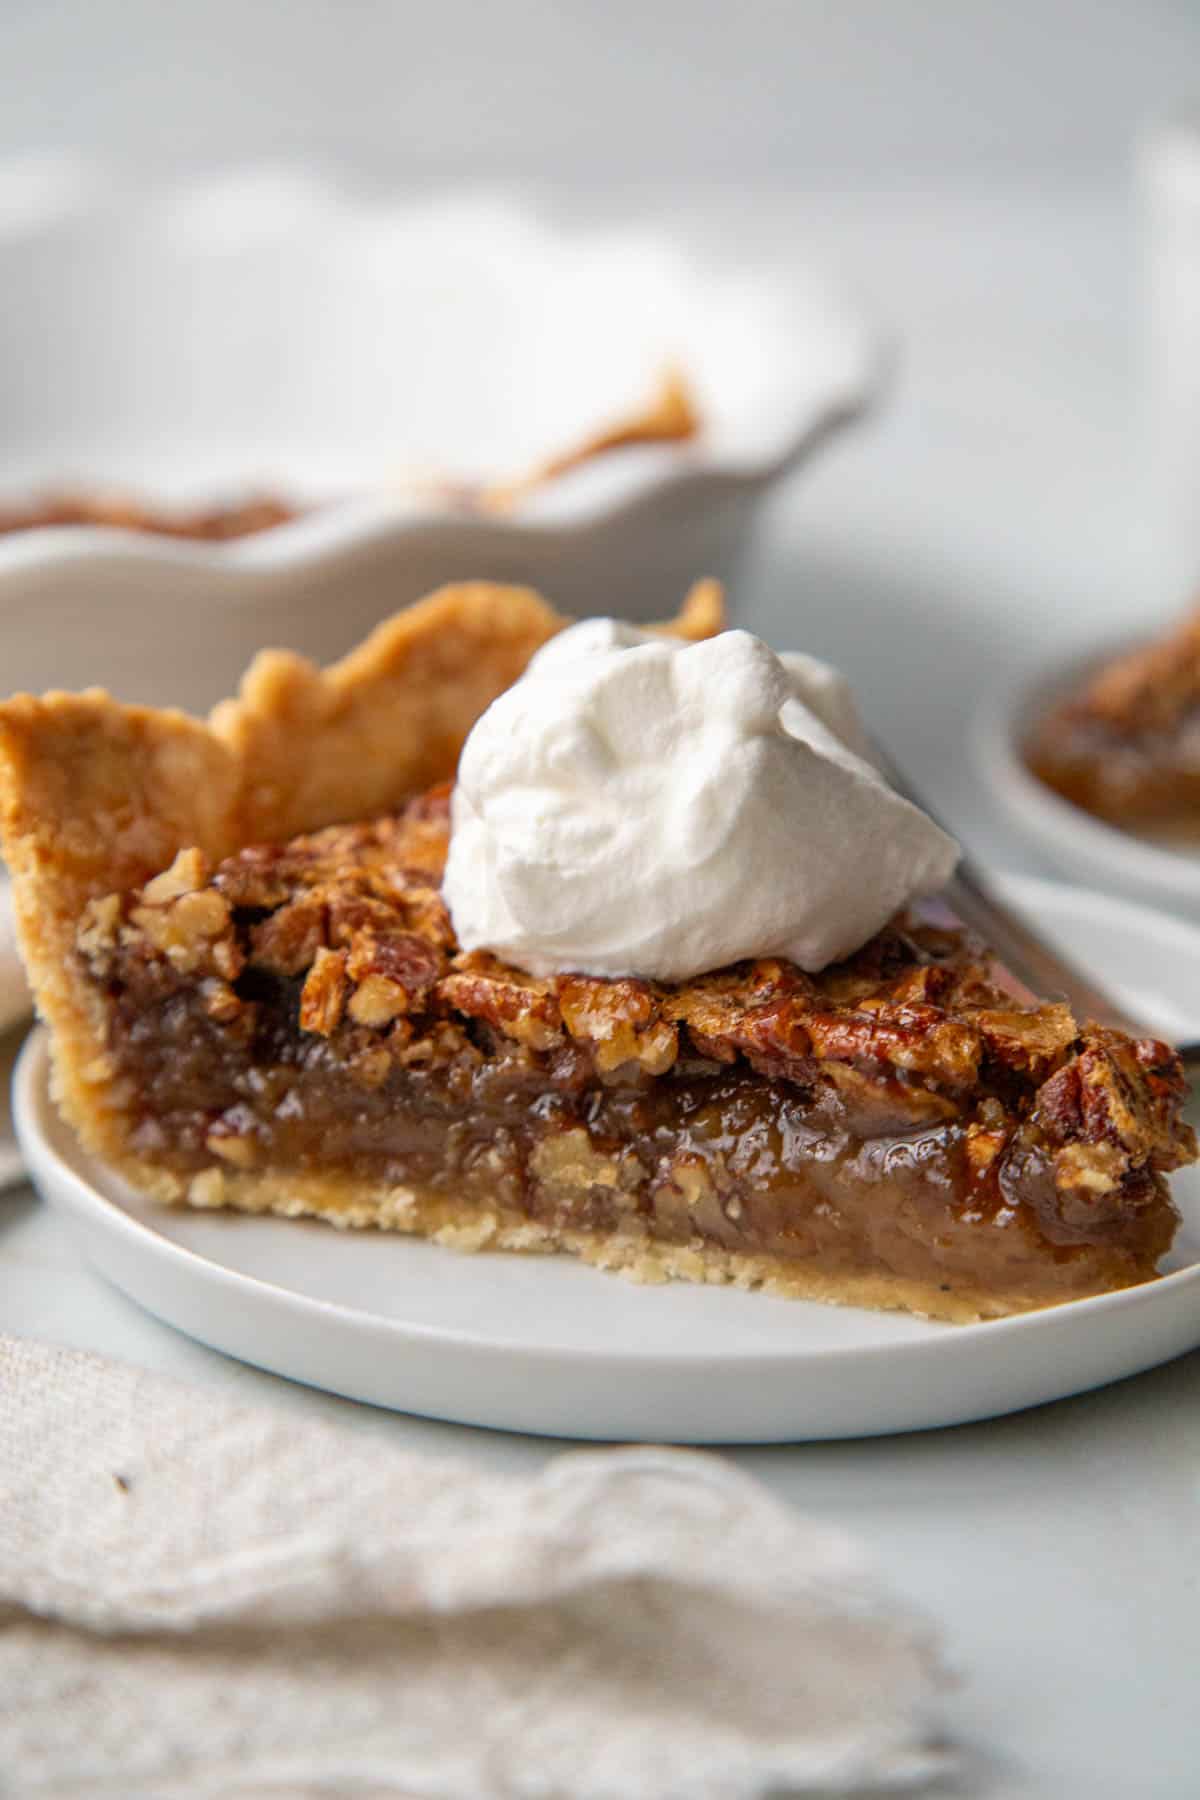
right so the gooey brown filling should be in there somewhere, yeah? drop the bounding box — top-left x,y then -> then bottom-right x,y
105,952 -> 1178,1307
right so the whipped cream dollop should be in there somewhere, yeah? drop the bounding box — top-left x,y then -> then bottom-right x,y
443,619 -> 958,982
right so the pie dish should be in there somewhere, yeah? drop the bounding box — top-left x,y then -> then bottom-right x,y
0,171 -> 882,715
1,582 -> 1193,1324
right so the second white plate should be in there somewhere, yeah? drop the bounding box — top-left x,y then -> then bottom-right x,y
15,875 -> 1200,1443
975,643 -> 1200,919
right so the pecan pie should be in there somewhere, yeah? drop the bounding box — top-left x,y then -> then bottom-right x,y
1027,604 -> 1200,832
0,370 -> 700,540
0,582 -> 1192,1322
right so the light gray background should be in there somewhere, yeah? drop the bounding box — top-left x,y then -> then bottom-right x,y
4,6 -> 1200,1795
1,0 -> 1197,183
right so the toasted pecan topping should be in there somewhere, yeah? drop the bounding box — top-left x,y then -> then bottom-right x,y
78,782 -> 1198,1184
976,1003 -> 1077,1079
805,1004 -> 981,1091
128,886 -> 239,980
299,947 -> 349,1036
440,952 -> 563,1052
558,975 -> 679,1075
252,898 -> 328,977
141,847 -> 211,906
1033,1028 -> 1192,1175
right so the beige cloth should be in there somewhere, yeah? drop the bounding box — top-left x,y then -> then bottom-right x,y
0,1335 -> 950,1798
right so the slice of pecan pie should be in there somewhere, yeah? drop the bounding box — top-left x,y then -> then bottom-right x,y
0,582 -> 1193,1321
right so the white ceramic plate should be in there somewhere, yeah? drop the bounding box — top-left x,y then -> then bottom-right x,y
0,159 -> 883,715
14,874 -> 1200,1444
976,641 -> 1200,917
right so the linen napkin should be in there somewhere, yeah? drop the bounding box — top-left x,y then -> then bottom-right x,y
0,1334 -> 951,1798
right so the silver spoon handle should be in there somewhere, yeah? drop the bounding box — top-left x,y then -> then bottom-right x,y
871,740 -> 1200,1069
942,864 -> 1144,1033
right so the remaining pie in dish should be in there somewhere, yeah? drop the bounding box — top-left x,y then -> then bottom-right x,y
0,582 -> 1193,1322
0,371 -> 700,541
479,367 -> 699,511
1026,604 -> 1200,833
0,491 -> 300,541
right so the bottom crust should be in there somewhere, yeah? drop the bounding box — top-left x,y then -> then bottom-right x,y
141,1161 -> 1160,1326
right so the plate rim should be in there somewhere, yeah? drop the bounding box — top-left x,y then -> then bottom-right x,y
14,870 -> 1200,1378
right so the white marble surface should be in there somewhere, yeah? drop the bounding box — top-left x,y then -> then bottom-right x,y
6,176 -> 1200,1795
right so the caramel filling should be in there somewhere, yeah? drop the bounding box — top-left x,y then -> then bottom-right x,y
107,959 -> 1177,1308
